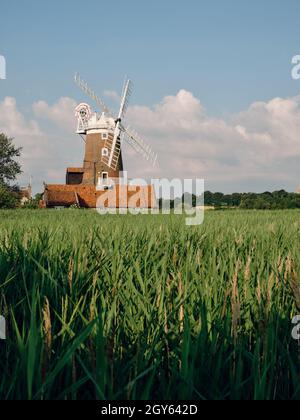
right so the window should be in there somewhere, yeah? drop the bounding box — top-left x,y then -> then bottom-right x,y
102,148 -> 109,157
102,133 -> 108,140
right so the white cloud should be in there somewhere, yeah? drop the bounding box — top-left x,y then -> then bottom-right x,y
0,97 -> 48,187
125,91 -> 300,191
33,97 -> 77,133
0,97 -> 41,137
1,91 -> 300,194
103,90 -> 121,103
0,97 -> 83,192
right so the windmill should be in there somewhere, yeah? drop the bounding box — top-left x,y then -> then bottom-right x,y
74,73 -> 157,187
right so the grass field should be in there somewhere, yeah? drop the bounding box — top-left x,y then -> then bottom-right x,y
0,209 -> 299,400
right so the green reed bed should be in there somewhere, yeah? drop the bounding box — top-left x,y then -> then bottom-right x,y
0,209 -> 299,400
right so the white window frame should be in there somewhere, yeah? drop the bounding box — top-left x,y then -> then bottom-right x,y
102,132 -> 108,140
102,147 -> 109,157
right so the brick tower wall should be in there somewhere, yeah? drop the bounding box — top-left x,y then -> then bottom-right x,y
82,132 -> 123,185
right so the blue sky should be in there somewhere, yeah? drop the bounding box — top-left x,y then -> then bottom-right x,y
1,0 -> 300,114
1,0 -> 300,193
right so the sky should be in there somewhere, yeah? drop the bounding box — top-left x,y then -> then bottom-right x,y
1,0 -> 300,194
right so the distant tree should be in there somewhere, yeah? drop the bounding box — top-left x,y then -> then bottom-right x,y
273,190 -> 289,200
0,133 -> 22,209
204,191 -> 214,206
213,192 -> 224,205
22,193 -> 43,209
0,184 -> 20,209
204,191 -> 226,207
181,193 -> 197,207
0,133 -> 22,185
231,193 -> 243,206
254,198 -> 271,210
240,198 -> 254,209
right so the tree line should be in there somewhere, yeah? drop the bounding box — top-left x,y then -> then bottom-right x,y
159,190 -> 300,210
204,190 -> 300,210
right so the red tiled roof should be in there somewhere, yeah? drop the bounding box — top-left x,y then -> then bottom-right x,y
44,184 -> 157,208
67,168 -> 84,173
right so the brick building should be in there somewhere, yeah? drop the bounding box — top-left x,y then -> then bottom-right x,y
42,110 -> 156,209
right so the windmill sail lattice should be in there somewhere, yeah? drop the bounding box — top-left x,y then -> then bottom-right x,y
74,73 -> 113,118
123,126 -> 158,167
101,136 -> 122,171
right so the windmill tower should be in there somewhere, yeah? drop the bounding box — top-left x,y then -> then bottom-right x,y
42,75 -> 158,209
74,74 -> 157,188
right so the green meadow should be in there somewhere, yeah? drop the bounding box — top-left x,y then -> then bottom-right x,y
0,209 -> 299,400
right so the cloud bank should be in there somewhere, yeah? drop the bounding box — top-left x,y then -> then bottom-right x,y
0,91 -> 300,193
0,97 -> 83,191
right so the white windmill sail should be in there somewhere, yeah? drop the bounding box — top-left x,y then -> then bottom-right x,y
74,73 -> 114,118
102,79 -> 133,170
101,133 -> 122,171
119,78 -> 133,119
121,125 -> 158,167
